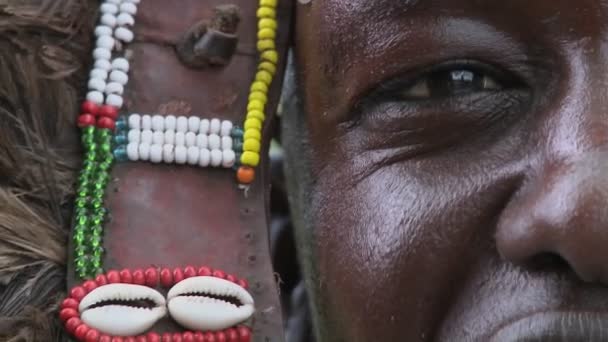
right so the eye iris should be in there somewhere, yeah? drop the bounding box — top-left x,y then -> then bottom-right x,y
401,68 -> 502,100
429,70 -> 484,97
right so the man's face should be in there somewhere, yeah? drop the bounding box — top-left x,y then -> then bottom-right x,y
287,0 -> 608,340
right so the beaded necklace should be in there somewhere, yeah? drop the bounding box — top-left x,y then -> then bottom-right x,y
236,0 -> 279,186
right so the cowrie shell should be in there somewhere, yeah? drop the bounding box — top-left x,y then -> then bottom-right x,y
167,276 -> 255,331
79,284 -> 166,336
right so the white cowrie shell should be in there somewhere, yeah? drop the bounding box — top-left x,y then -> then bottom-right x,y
79,284 -> 166,337
167,276 -> 254,331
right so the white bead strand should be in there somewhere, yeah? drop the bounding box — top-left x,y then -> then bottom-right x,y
175,146 -> 188,164
115,27 -> 134,43
150,144 -> 163,163
117,13 -> 135,26
141,115 -> 152,130
208,134 -> 221,150
95,25 -> 113,37
188,117 -> 200,133
176,116 -> 189,133
187,147 -> 200,165
210,149 -> 223,167
111,58 -> 130,72
185,132 -> 197,147
221,136 -> 233,151
210,119 -> 221,135
120,2 -> 138,15
128,114 -> 141,129
222,150 -> 236,168
199,119 -> 210,134
220,120 -> 233,137
199,149 -> 211,167
163,144 -> 175,163
100,3 -> 119,15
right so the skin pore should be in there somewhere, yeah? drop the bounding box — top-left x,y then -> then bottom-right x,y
283,0 -> 608,341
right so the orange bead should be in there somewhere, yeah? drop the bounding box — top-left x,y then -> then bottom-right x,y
237,166 -> 255,184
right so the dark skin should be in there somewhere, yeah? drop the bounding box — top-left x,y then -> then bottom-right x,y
282,0 -> 608,340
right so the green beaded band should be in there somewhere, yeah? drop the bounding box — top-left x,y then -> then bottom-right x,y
72,127 -> 114,279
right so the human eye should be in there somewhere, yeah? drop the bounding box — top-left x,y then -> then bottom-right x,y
353,60 -> 532,153
400,67 -> 502,100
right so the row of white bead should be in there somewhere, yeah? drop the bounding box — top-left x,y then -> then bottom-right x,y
128,114 -> 233,136
86,0 -> 139,107
128,130 -> 235,151
126,143 -> 236,168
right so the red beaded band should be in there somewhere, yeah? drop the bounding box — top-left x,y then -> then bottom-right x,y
61,266 -> 251,342
78,100 -> 120,129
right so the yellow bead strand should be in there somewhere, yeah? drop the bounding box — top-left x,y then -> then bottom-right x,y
238,0 -> 280,182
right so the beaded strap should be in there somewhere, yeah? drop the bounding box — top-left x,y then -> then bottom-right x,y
113,114 -> 241,168
73,0 -> 140,280
237,0 -> 279,186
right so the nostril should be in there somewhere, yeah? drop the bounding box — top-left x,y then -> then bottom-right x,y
527,252 -> 572,273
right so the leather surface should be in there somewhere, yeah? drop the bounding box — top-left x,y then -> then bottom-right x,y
67,1 -> 292,340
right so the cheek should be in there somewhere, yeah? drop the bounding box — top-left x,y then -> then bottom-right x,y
308,161 -> 516,339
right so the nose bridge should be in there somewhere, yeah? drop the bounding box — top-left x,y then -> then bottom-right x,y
545,45 -> 608,159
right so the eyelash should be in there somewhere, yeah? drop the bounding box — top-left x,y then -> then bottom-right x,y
347,60 -> 532,152
354,60 -> 530,119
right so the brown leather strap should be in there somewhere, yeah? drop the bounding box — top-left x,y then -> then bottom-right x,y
67,0 -> 292,340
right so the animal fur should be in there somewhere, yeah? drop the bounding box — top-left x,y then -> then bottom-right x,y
0,0 -> 96,340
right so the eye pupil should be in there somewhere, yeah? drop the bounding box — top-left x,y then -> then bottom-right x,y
429,69 -> 486,97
